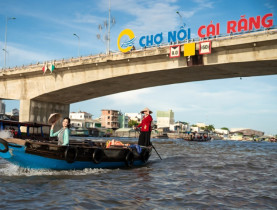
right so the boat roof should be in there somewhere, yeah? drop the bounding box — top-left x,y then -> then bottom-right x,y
0,120 -> 50,127
195,131 -> 209,134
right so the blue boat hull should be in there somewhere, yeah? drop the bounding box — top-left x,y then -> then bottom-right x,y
0,141 -> 150,170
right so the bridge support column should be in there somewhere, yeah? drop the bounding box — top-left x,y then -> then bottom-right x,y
19,99 -> 70,124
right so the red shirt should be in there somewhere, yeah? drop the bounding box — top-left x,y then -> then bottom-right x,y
137,115 -> 153,132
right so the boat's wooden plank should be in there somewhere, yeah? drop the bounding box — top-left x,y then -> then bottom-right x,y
3,138 -> 26,146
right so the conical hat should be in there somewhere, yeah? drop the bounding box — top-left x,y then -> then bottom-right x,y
48,113 -> 62,124
140,107 -> 153,114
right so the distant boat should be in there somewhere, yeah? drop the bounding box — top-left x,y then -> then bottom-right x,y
167,132 -> 186,139
184,131 -> 212,142
0,120 -> 152,170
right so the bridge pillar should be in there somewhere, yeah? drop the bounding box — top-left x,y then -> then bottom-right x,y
19,99 -> 70,125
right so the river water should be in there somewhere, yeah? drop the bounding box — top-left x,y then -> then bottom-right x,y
0,138 -> 276,209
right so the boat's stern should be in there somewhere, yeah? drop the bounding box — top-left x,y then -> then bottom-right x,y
0,138 -> 26,160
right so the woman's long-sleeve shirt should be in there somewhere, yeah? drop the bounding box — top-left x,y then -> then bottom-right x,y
50,128 -> 70,146
137,115 -> 153,132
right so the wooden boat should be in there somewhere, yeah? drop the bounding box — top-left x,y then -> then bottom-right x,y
0,120 -> 152,170
184,131 -> 212,142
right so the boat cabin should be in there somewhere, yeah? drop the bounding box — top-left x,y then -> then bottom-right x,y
0,120 -> 50,140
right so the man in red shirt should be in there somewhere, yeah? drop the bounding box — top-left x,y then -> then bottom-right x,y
137,107 -> 153,146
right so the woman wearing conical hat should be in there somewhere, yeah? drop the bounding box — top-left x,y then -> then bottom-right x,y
48,114 -> 71,146
137,107 -> 153,146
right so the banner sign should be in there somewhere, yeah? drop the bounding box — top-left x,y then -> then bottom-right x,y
199,41 -> 211,54
198,13 -> 273,38
169,45 -> 180,58
184,43 -> 195,57
117,13 -> 273,53
118,28 -> 191,53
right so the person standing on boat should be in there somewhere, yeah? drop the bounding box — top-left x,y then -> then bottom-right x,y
137,108 -> 153,146
50,117 -> 71,146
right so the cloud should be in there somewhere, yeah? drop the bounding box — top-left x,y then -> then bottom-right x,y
265,2 -> 275,11
193,0 -> 214,8
74,13 -> 104,24
0,41 -> 52,68
100,0 -> 181,34
109,88 -> 153,106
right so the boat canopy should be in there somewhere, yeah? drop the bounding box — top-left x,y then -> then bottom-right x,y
0,120 -> 50,138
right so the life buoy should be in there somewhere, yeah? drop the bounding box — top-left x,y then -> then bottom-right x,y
0,138 -> 9,153
141,149 -> 150,163
92,148 -> 104,164
65,146 -> 78,163
125,150 -> 134,167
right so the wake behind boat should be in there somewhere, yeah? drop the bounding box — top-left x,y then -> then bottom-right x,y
0,120 -> 152,170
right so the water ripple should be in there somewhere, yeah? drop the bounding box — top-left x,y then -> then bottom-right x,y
0,139 -> 277,209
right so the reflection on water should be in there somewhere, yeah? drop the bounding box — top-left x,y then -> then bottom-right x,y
0,139 -> 276,209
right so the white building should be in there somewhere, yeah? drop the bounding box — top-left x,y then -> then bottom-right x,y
214,128 -> 229,139
70,111 -> 92,120
169,121 -> 190,132
190,126 -> 200,133
214,128 -> 229,135
70,111 -> 94,128
196,122 -> 206,128
157,110 -> 174,129
125,113 -> 143,123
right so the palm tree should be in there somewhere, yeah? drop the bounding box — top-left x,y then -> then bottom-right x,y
205,125 -> 215,132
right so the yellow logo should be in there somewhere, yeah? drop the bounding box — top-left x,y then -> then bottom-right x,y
117,29 -> 136,53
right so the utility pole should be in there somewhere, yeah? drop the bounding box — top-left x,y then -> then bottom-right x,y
4,17 -> 16,68
97,0 -> 115,55
107,0 -> 111,54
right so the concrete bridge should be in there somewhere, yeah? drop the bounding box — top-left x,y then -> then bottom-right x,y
1,29 -> 277,124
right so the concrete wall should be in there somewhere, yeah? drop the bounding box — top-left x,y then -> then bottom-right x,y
20,99 -> 69,124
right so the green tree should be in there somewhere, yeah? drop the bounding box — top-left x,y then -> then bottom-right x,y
221,127 -> 229,131
205,125 -> 215,132
128,120 -> 139,128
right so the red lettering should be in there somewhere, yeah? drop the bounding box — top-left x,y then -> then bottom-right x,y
216,23 -> 220,35
207,23 -> 216,37
249,16 -> 261,30
238,15 -> 248,32
261,13 -> 273,28
198,25 -> 206,38
227,20 -> 236,33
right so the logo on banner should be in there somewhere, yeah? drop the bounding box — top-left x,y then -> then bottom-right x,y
117,29 -> 136,53
199,41 -> 211,54
169,45 -> 180,58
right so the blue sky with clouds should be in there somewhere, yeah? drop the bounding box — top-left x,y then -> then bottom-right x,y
1,0 -> 277,135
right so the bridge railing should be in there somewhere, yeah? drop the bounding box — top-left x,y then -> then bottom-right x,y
1,26 -> 277,73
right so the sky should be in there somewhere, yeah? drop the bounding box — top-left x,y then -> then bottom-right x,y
0,0 -> 277,135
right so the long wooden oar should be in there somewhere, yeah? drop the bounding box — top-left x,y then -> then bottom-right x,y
151,143 -> 162,160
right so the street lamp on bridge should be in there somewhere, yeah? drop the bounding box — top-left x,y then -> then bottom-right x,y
176,11 -> 186,29
73,33 -> 80,57
4,17 -> 16,68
